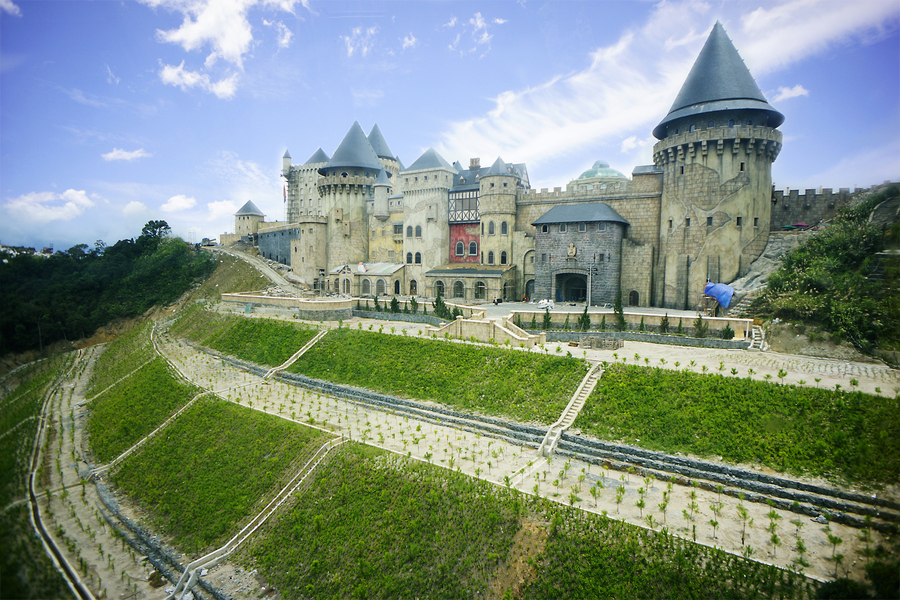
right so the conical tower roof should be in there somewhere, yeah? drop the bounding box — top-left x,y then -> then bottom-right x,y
283,150 -> 291,159
373,168 -> 392,187
235,200 -> 265,217
303,148 -> 330,165
404,148 -> 455,172
485,156 -> 510,176
323,121 -> 383,172
653,22 -> 783,139
367,123 -> 395,160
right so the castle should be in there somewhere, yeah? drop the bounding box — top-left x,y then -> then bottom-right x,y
226,23 -> 842,310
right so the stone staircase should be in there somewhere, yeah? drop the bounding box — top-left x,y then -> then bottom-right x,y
263,330 -> 327,379
728,291 -> 761,318
537,364 -> 602,458
748,324 -> 767,352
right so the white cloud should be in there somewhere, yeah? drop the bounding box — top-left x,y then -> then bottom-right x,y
351,88 -> 384,107
102,148 -> 152,161
341,26 -> 379,58
4,189 -> 95,223
772,84 -> 809,102
106,65 -> 120,85
435,1 -> 899,175
206,199 -> 238,221
470,12 -> 491,45
161,194 -> 197,212
493,18 -> 507,25
263,19 -> 293,48
0,0 -> 21,16
448,11 -> 506,56
401,33 -> 417,50
65,88 -> 108,108
123,201 -> 148,216
159,61 -> 239,99
149,0 -> 255,68
444,16 -> 457,28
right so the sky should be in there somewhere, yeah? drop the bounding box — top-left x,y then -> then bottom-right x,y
1,0 -> 898,250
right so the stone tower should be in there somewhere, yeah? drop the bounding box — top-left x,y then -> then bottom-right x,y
234,200 -> 265,236
652,22 -> 783,309
479,157 -> 518,269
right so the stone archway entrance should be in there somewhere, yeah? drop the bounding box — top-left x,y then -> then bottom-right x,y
525,279 -> 534,301
555,273 -> 587,302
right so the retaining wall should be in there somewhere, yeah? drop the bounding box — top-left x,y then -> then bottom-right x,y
542,330 -> 750,350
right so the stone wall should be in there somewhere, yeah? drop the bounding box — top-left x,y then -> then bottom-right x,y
509,310 -> 751,340
770,187 -> 853,230
426,316 -> 545,348
545,330 -> 750,350
221,294 -> 353,321
258,224 -> 301,265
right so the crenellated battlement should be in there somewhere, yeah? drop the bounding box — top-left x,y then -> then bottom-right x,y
769,186 -> 857,229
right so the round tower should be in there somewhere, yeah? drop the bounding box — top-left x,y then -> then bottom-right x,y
234,200 -> 265,237
652,22 -> 783,310
479,157 -> 518,270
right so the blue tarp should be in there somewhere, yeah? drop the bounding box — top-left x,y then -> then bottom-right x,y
704,282 -> 734,309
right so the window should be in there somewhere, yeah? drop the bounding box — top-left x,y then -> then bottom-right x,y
455,241 -> 464,256
629,290 -> 640,306
541,225 -> 548,233
707,216 -> 713,227
541,253 -> 546,263
680,166 -> 684,174
415,225 -> 422,238
754,217 -> 759,227
376,279 -> 385,295
668,220 -> 673,229
707,120 -> 714,128
503,182 -> 507,187
435,280 -> 445,298
488,221 -> 495,235
559,223 -> 567,233
530,255 -> 535,264
410,280 -> 417,295
362,279 -> 371,295
500,251 -> 507,265
372,230 -> 376,239
685,218 -> 691,227
488,251 -> 494,265
414,252 -> 421,264
394,224 -> 403,235
394,280 -> 401,294
469,241 -> 478,256
736,217 -> 743,227
406,252 -> 413,264
474,281 -> 486,299
728,119 -> 735,127
501,221 -> 508,235
740,162 -> 745,172
453,281 -> 465,298
579,222 -> 586,232
407,226 -> 413,237
689,124 -> 696,132
343,279 -> 350,295
599,253 -> 604,262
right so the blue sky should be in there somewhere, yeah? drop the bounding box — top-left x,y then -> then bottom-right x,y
1,0 -> 898,249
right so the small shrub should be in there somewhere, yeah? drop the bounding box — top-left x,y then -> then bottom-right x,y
659,313 -> 669,334
693,315 -> 708,338
721,323 -> 734,340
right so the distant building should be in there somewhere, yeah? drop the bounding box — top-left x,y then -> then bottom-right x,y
237,23 -> 798,309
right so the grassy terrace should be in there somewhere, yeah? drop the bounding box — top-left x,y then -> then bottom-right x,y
576,364 -> 900,483
288,328 -> 588,424
86,320 -> 154,397
112,397 -> 327,554
87,357 -> 199,463
243,446 -> 819,600
171,305 -> 319,367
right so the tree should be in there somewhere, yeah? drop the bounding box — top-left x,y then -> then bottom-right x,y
141,220 -> 171,239
577,305 -> 591,331
542,308 -> 552,330
614,288 -> 626,331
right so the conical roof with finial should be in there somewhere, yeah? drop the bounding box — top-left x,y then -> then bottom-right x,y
653,22 -> 783,139
235,200 -> 265,217
322,121 -> 383,172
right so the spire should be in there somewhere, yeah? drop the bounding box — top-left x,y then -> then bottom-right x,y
403,148 -> 455,172
373,168 -> 392,187
283,149 -> 291,159
303,148 -> 330,165
367,123 -> 395,160
235,200 -> 265,217
653,22 -> 783,139
323,121 -> 383,172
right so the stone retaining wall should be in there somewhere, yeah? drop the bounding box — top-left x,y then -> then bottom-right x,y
541,330 -> 750,350
352,310 -> 448,327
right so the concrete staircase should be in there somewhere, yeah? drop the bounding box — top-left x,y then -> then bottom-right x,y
748,324 -> 767,352
537,364 -> 602,458
263,330 -> 327,379
728,292 -> 760,318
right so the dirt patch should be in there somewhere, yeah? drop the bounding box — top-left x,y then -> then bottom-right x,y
488,518 -> 548,600
766,323 -> 878,363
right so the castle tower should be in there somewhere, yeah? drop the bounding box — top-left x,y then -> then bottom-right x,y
479,157 -> 518,270
234,200 -> 265,237
367,123 -> 401,180
284,148 -> 329,223
317,122 -> 383,271
652,22 -> 783,309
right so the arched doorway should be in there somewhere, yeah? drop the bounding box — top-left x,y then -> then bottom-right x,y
453,280 -> 465,298
362,279 -> 371,295
555,273 -> 587,302
409,280 -> 417,295
503,281 -> 515,301
394,280 -> 401,295
525,279 -> 534,301
343,278 -> 350,295
629,290 -> 639,306
434,280 -> 445,298
474,281 -> 486,300
376,279 -> 385,296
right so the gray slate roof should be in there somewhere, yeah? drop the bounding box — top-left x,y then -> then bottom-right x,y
632,165 -> 663,175
374,169 -> 392,187
404,148 -> 456,172
532,202 -> 629,226
653,22 -> 784,139
283,150 -> 291,159
235,200 -> 265,217
323,121 -> 383,172
367,124 -> 395,160
304,148 -> 330,165
425,265 -> 511,277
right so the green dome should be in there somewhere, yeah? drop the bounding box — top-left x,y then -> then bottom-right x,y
576,160 -> 627,180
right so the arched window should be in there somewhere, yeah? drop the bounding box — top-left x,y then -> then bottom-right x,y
455,241 -> 464,256
415,225 -> 422,237
488,221 -> 495,235
501,221 -> 508,235
488,251 -> 494,265
376,279 -> 385,295
541,225 -> 548,233
414,252 -> 421,264
474,281 -> 486,299
728,119 -> 735,127
469,241 -> 478,256
362,279 -> 371,295
406,252 -> 413,264
453,280 -> 465,298
500,251 -> 507,265
394,280 -> 401,294
334,279 -> 339,291
435,280 -> 445,298
689,124 -> 696,132
406,226 -> 413,237
629,290 -> 639,306
343,279 -> 350,294
707,120 -> 714,128
409,280 -> 417,295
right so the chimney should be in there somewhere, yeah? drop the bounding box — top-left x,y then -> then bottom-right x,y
469,158 -> 480,170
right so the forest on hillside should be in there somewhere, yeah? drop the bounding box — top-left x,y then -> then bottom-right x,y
0,220 -> 215,356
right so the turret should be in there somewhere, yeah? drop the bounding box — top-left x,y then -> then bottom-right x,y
282,150 -> 292,178
373,168 -> 391,220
